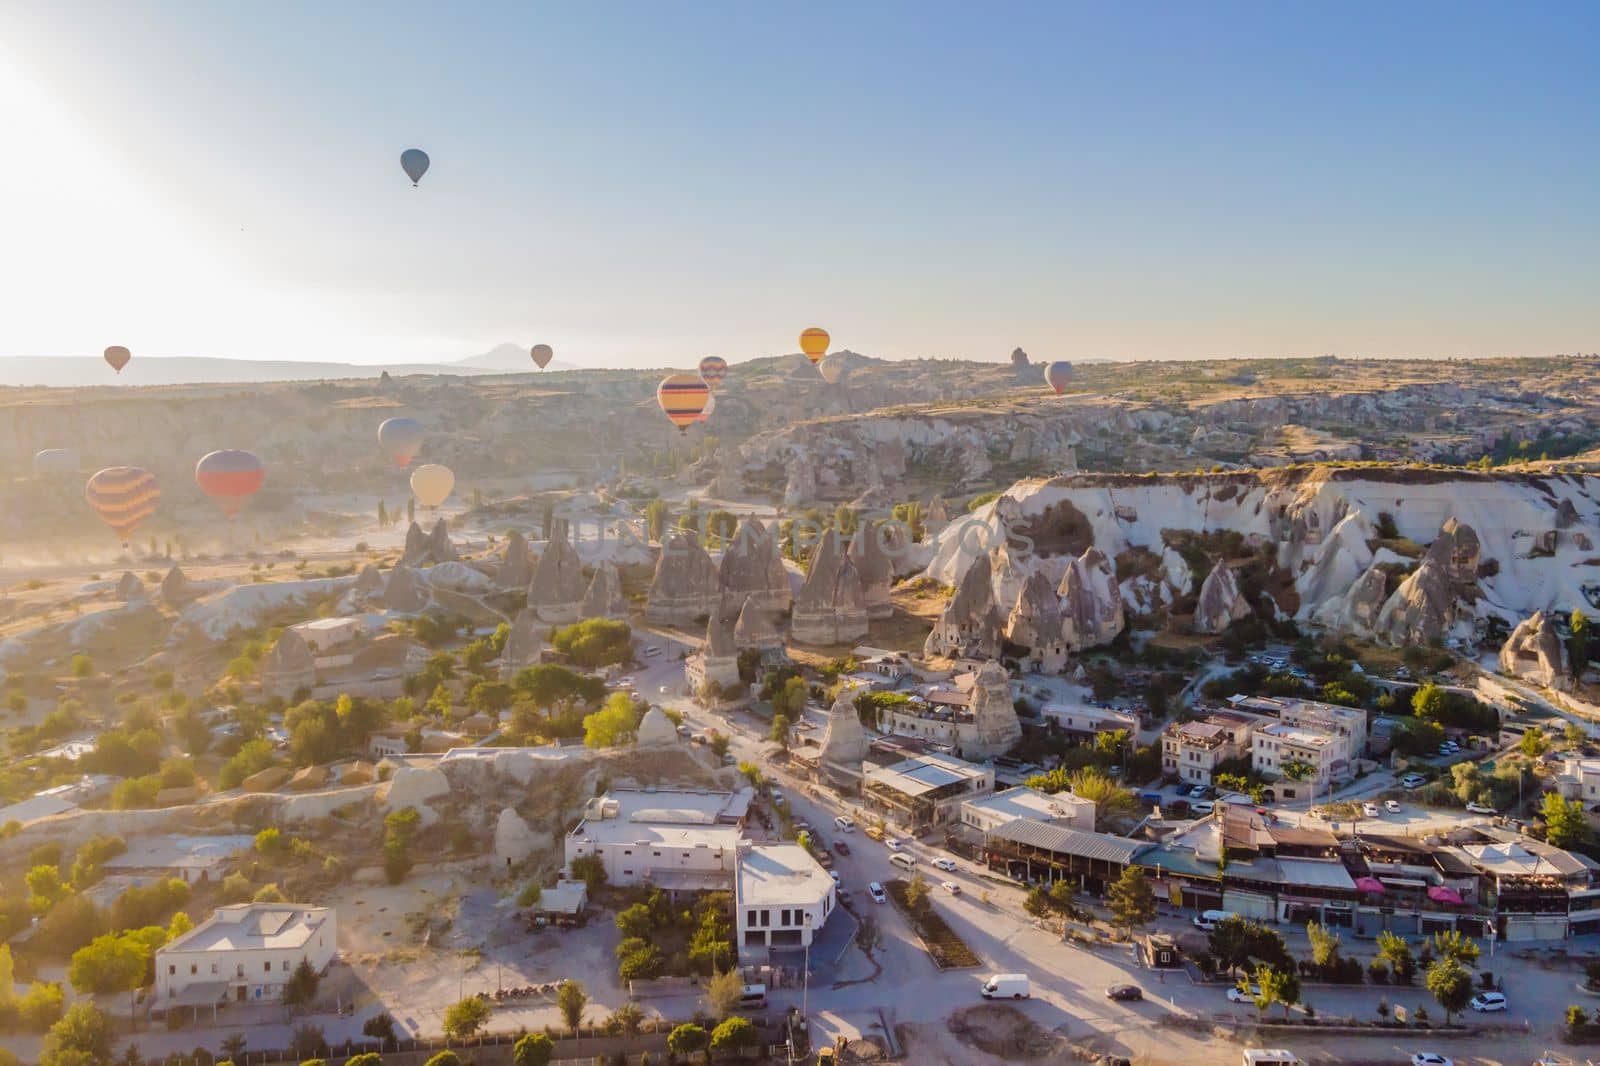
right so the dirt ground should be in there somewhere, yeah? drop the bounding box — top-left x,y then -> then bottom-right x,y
945,1004 -> 1079,1060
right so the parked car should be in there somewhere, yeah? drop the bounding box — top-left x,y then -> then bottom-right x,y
771,791 -> 785,806
834,841 -> 851,856
829,870 -> 841,884
1466,801 -> 1497,815
1106,984 -> 1143,1001
1188,784 -> 1210,799
1469,992 -> 1507,1012
1363,803 -> 1379,817
1401,772 -> 1426,789
1385,799 -> 1402,813
868,882 -> 887,904
618,676 -> 636,686
941,880 -> 961,895
1192,800 -> 1216,815
1410,1055 -> 1453,1066
934,857 -> 957,872
981,973 -> 1030,1000
885,838 -> 903,851
1227,985 -> 1261,1003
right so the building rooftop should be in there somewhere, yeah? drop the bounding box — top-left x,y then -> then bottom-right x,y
964,785 -> 1091,822
865,753 -> 989,798
161,904 -> 331,955
987,819 -> 1150,865
736,843 -> 834,909
1256,723 -> 1335,749
579,787 -> 754,827
104,834 -> 253,873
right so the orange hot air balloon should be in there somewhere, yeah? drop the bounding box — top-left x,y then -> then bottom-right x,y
195,450 -> 265,518
656,373 -> 710,433
86,466 -> 160,544
104,346 -> 131,373
799,328 -> 830,365
531,344 -> 554,369
698,356 -> 728,389
693,392 -> 716,424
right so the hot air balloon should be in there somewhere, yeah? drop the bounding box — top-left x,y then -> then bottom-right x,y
799,327 -> 830,366
378,417 -> 424,468
1044,361 -> 1075,395
104,346 -> 131,373
400,148 -> 430,186
698,356 -> 728,389
86,467 -> 160,544
410,463 -> 454,509
195,450 -> 265,518
656,373 -> 710,432
818,353 -> 849,385
693,392 -> 716,424
32,448 -> 79,478
531,344 -> 554,369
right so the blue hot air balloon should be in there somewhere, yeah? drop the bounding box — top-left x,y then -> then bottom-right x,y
378,417 -> 425,467
400,149 -> 430,187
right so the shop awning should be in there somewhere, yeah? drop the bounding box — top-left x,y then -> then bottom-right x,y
1354,876 -> 1386,894
1427,886 -> 1465,906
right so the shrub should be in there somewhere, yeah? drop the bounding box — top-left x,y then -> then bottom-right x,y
512,1033 -> 554,1066
1368,959 -> 1389,984
422,1054 -> 460,1066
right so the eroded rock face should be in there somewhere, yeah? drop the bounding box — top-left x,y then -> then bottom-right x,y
262,629 -> 316,698
925,496 -> 950,539
500,608 -> 544,680
924,551 -> 1001,659
1193,563 -> 1251,634
1312,564 -> 1389,635
355,564 -> 385,594
380,566 -> 428,612
115,572 -> 144,601
1006,569 -> 1066,672
384,766 -> 451,825
733,594 -> 785,652
637,705 -> 678,747
646,532 -> 720,626
426,518 -> 457,563
782,455 -> 817,508
494,808 -> 541,866
1500,610 -> 1570,690
160,566 -> 196,605
428,561 -> 492,593
1295,512 -> 1375,614
848,523 -> 895,620
719,518 -> 791,616
792,531 -> 870,645
528,522 -> 586,624
581,560 -> 628,620
1058,546 -> 1126,650
398,521 -> 429,566
968,660 -> 1022,757
819,689 -> 870,769
1433,517 -> 1482,584
498,530 -> 534,591
1372,517 -> 1482,646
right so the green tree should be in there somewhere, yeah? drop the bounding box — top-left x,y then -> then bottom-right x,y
1106,866 -> 1156,935
1565,721 -> 1589,751
441,996 -> 491,1042
283,957 -> 320,1009
704,967 -> 744,1020
383,807 -> 420,884
346,1055 -> 381,1066
362,1013 -> 399,1049
1429,928 -> 1481,969
1572,608 -> 1592,677
570,854 -> 607,893
771,676 -> 809,719
254,827 -> 286,854
618,944 -> 664,981
550,619 -> 634,670
643,499 -> 669,543
1543,791 -> 1589,849
583,693 -> 638,748
67,931 -> 153,1000
1280,758 -> 1315,807
1255,964 -> 1300,1021
1305,920 -> 1338,969
39,1003 -> 113,1066
666,1023 -> 707,1060
70,655 -> 93,679
421,1054 -> 456,1066
903,872 -> 930,912
1519,726 -> 1550,758
709,1016 -> 757,1057
557,979 -> 588,1037
512,1032 -> 553,1066
1424,956 -> 1473,1024
18,981 -> 66,1031
0,944 -> 14,1009
1412,682 -> 1448,720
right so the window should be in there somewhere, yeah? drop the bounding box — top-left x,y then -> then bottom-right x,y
264,962 -> 272,973
283,961 -> 291,971
747,909 -> 756,927
653,851 -> 661,857
211,964 -> 218,975
190,964 -> 197,975
168,965 -> 176,975
760,909 -> 769,927
623,849 -> 633,856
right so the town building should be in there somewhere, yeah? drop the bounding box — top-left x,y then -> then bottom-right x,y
862,752 -> 994,831
1037,700 -> 1140,739
155,904 -> 336,1012
1228,695 -> 1368,763
563,787 -> 753,891
1252,722 -> 1345,797
103,835 -> 253,885
735,843 -> 837,957
959,785 -> 1094,834
287,616 -> 366,653
1161,713 -> 1259,786
877,663 -> 1021,760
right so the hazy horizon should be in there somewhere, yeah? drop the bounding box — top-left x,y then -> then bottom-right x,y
3,3 -> 1596,370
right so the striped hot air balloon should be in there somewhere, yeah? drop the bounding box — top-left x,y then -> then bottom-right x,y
799,327 -> 830,365
378,417 -> 424,467
698,356 -> 728,389
693,392 -> 716,424
85,466 -> 160,544
32,449 -> 79,478
195,450 -> 265,518
657,373 -> 711,432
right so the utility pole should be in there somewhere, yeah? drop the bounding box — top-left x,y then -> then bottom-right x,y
803,912 -> 813,1021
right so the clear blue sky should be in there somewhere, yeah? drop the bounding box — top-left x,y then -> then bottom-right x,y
2,2 -> 1595,368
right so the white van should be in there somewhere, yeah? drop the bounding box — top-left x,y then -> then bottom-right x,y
1192,909 -> 1237,931
890,852 -> 917,871
1241,1051 -> 1300,1066
981,973 -> 1030,999
738,983 -> 767,1009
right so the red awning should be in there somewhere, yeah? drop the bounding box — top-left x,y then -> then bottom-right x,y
1355,876 -> 1386,894
1427,886 -> 1465,906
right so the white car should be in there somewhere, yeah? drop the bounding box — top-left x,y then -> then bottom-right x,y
1411,1055 -> 1453,1066
1466,801 -> 1496,815
1401,772 -> 1426,789
885,838 -> 903,851
829,870 -> 840,884
1226,985 -> 1260,1003
618,676 -> 636,686
933,858 -> 958,872
1363,803 -> 1379,817
642,647 -> 662,657
1385,799 -> 1402,813
868,882 -> 887,904
1188,784 -> 1210,799
1469,991 -> 1506,1012
941,880 -> 961,895
833,815 -> 856,832
1192,800 -> 1216,815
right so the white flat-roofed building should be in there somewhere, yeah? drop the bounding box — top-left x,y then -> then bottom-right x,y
1038,701 -> 1139,738
1252,723 -> 1343,796
735,843 -> 837,955
960,785 -> 1094,833
1228,695 -> 1367,761
863,752 -> 994,830
288,617 -> 366,653
155,903 -> 335,1009
102,834 -> 252,885
1162,712 -> 1260,786
563,787 -> 753,890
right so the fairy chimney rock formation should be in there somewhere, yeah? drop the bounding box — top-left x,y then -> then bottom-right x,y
967,660 -> 1023,758
355,564 -> 386,595
847,523 -> 895,620
380,566 -> 428,613
499,608 -> 545,680
1372,517 -> 1482,647
819,689 -> 871,770
115,571 -> 145,601
425,518 -> 457,563
791,531 -> 870,646
1193,563 -> 1251,634
1007,570 -> 1067,672
733,594 -> 785,653
527,522 -> 586,624
718,518 -> 792,616
1058,547 -> 1126,650
497,530 -> 534,591
646,532 -> 720,625
925,496 -> 951,539
581,560 -> 628,620
1499,610 -> 1571,690
1312,564 -> 1389,636
924,551 -> 1002,659
262,629 -> 316,698
398,521 -> 430,566
636,705 -> 679,747
689,612 -> 743,695
160,565 -> 196,605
